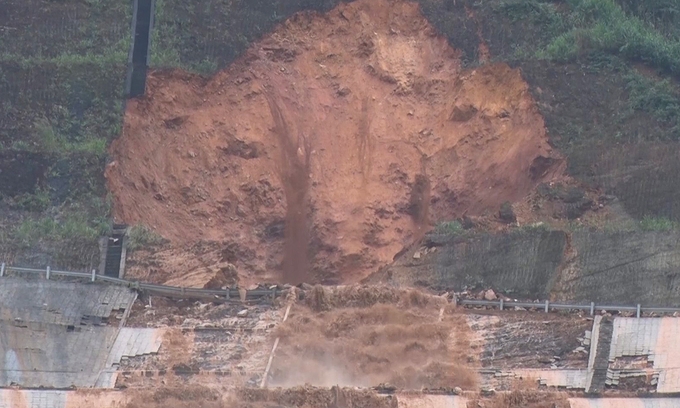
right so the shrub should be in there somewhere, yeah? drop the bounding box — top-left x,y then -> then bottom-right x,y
11,188 -> 52,212
639,215 -> 678,231
541,0 -> 680,77
435,220 -> 464,235
32,117 -> 109,157
626,73 -> 680,123
499,201 -> 517,223
127,224 -> 166,250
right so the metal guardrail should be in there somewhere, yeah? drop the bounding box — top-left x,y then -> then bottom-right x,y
3,262 -> 680,315
457,298 -> 680,317
0,263 -> 283,302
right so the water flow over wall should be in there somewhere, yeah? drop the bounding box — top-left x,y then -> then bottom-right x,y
265,93 -> 312,284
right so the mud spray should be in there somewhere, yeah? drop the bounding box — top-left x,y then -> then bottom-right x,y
269,287 -> 478,389
266,93 -> 312,285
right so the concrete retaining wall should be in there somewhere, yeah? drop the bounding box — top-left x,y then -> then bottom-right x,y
381,229 -> 680,306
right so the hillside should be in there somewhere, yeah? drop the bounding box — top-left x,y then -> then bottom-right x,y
107,0 -> 564,286
1,0 -> 679,293
3,0 -> 680,406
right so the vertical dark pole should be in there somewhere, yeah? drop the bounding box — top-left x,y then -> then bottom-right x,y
125,0 -> 155,98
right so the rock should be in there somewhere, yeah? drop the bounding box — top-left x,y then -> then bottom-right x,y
453,387 -> 462,395
449,104 -> 478,122
412,251 -> 421,259
480,387 -> 495,396
237,309 -> 249,317
299,282 -> 314,291
499,201 -> 516,223
484,289 -> 497,301
460,216 -> 475,230
375,383 -> 397,392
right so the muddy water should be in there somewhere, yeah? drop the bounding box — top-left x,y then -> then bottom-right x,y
266,93 -> 312,285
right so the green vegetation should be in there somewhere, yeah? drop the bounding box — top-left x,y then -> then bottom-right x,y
486,0 -> 680,141
625,73 -> 680,136
565,216 -> 679,232
0,1 -> 129,269
127,225 -> 167,251
32,118 -> 108,157
639,215 -> 679,231
1,196 -> 112,269
540,0 -> 680,77
0,51 -> 129,68
11,188 -> 51,212
20,197 -> 111,244
16,215 -> 106,247
496,0 -> 566,38
435,220 -> 464,235
515,222 -> 552,234
495,0 -> 680,141
150,0 -> 235,75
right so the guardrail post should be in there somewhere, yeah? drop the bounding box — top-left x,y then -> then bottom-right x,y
181,287 -> 185,297
637,304 -> 641,318
590,302 -> 595,316
225,289 -> 230,301
452,294 -> 458,308
499,298 -> 504,311
46,266 -> 51,280
0,262 -> 5,277
544,300 -> 549,313
91,269 -> 96,282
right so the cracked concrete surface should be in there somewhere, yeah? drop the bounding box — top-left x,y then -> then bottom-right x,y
0,276 -> 160,388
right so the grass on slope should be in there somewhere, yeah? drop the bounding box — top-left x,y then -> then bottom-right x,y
541,0 -> 680,77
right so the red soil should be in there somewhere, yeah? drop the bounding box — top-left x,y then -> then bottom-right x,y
106,0 -> 564,286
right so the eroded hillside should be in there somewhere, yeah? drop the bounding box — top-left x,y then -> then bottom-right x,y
107,0 -> 564,286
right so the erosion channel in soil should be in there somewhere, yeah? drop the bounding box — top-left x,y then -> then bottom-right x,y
106,0 -> 564,286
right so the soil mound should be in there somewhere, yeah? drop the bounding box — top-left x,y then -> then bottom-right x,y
107,0 -> 563,285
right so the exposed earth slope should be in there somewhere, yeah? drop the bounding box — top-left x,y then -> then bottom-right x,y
107,0 -> 563,286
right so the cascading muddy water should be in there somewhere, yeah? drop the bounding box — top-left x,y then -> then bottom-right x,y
265,93 -> 312,285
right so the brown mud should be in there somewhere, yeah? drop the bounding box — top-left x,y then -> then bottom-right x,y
269,285 -> 477,390
107,0 -> 564,286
